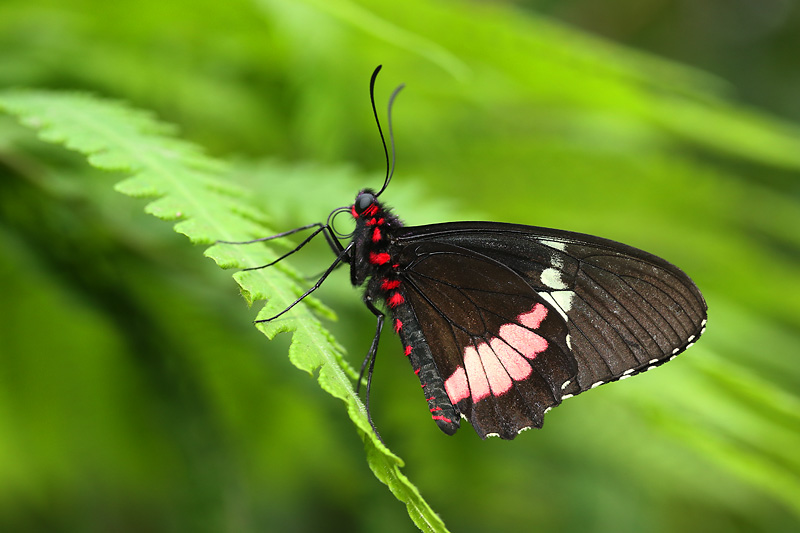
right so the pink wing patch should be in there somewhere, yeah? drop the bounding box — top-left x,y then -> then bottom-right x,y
519,303 -> 548,329
442,303 -> 550,405
464,346 -> 491,402
498,324 -> 548,358
478,342 -> 513,395
444,366 -> 469,404
490,338 -> 532,381
498,303 -> 549,359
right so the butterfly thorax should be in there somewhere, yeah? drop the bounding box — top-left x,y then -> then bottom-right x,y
348,189 -> 404,290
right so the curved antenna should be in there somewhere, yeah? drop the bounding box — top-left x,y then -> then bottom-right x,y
377,84 -> 405,197
369,65 -> 405,198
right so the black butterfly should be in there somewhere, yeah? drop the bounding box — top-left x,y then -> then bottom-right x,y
230,66 -> 707,440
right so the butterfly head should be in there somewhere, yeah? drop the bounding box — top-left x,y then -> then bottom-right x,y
350,189 -> 380,219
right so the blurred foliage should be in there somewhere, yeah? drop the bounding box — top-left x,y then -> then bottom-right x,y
0,1 -> 799,532
0,88 -> 447,532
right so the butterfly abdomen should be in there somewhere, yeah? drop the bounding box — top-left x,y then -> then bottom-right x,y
391,303 -> 461,435
351,191 -> 461,435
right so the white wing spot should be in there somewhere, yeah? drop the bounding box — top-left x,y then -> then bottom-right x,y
553,291 -> 574,313
619,374 -> 632,380
648,358 -> 658,364
566,334 -> 572,349
561,380 -> 571,390
549,251 -> 564,270
539,290 -> 576,323
622,368 -> 635,376
672,347 -> 680,355
700,318 -> 707,327
486,432 -> 500,439
686,342 -> 695,349
517,426 -> 533,434
669,355 -> 676,361
590,381 -> 604,389
544,407 -> 552,414
542,268 -> 568,290
647,365 -> 657,370
562,394 -> 574,400
539,239 -> 566,251
687,335 -> 696,342
700,327 -> 706,335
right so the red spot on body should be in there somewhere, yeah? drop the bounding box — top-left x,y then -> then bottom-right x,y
404,345 -> 413,356
414,368 -> 420,375
382,279 -> 400,291
366,218 -> 377,226
369,252 -> 390,265
350,205 -> 358,218
431,415 -> 453,423
394,319 -> 403,332
363,204 -> 379,217
388,292 -> 405,307
372,227 -> 381,242
392,264 -> 399,269
430,406 -> 442,412
377,218 -> 385,225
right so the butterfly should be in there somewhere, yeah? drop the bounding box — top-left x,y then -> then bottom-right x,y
229,66 -> 708,440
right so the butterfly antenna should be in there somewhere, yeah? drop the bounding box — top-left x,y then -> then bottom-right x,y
369,65 -> 404,198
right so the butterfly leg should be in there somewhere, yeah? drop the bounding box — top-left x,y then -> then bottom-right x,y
303,229 -> 350,280
216,222 -> 325,245
320,224 -> 347,257
218,222 -> 348,272
255,242 -> 354,323
303,262 -> 345,282
241,225 -> 329,271
357,295 -> 385,442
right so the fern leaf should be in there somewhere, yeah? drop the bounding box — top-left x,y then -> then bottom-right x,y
0,89 -> 450,533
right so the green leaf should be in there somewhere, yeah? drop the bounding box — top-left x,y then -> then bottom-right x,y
0,89 -> 450,533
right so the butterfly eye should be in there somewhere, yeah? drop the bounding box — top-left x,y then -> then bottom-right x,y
355,192 -> 375,214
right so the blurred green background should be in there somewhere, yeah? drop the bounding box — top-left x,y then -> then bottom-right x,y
1,1 -> 799,532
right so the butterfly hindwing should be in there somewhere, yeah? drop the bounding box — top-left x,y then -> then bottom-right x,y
396,241 -> 575,439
